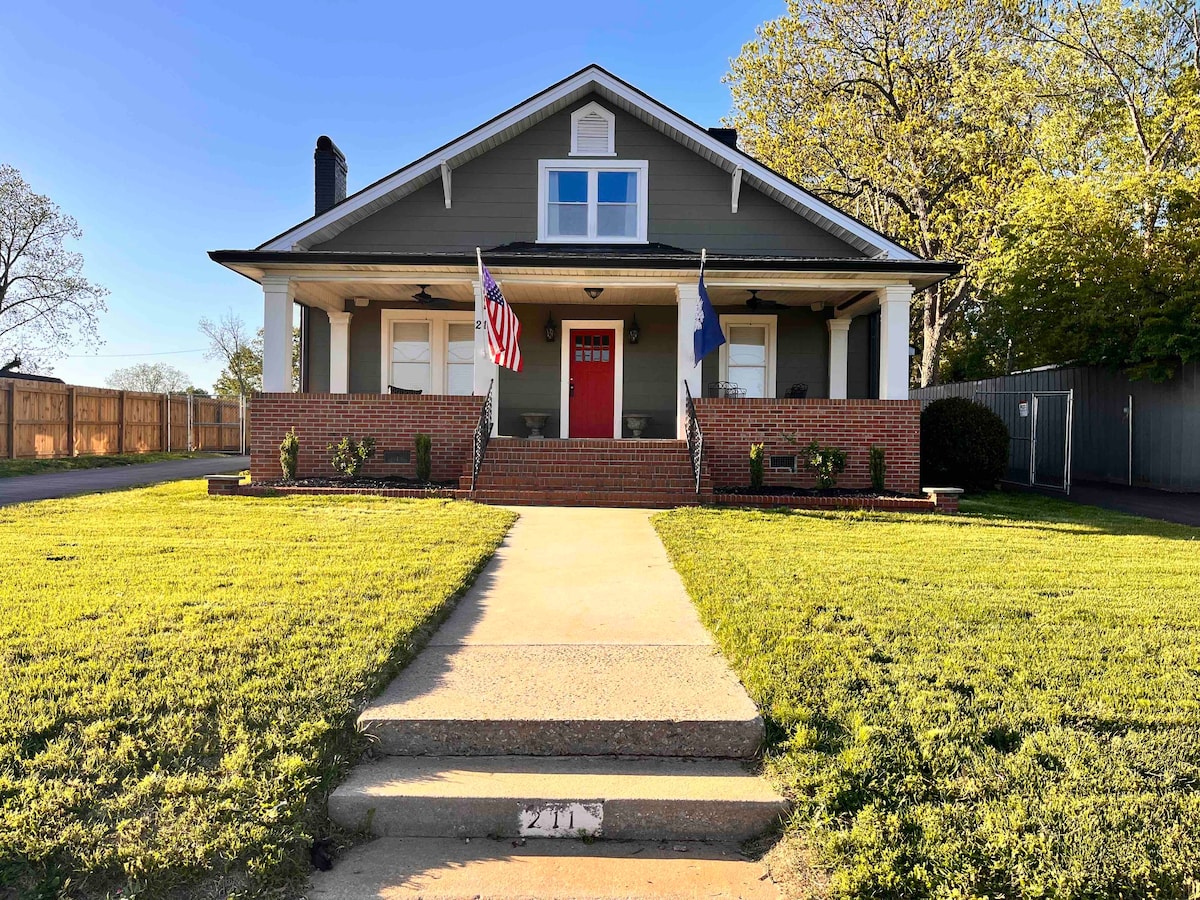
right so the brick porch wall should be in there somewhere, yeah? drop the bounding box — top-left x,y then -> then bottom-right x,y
694,398 -> 921,493
249,393 -> 483,482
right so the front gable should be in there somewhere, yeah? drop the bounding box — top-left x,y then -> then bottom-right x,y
258,65 -> 918,260
312,96 -> 865,257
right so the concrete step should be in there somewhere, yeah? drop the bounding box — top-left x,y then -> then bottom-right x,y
329,756 -> 788,841
359,645 -> 763,757
308,838 -> 781,900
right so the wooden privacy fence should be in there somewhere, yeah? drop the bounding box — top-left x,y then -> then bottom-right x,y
0,378 -> 245,459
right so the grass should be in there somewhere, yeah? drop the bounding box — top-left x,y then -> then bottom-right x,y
0,481 -> 515,898
654,493 -> 1200,899
0,452 -> 216,478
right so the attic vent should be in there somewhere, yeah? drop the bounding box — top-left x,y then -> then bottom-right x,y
570,102 -> 615,156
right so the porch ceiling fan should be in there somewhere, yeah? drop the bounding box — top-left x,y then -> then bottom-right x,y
745,289 -> 785,310
411,284 -> 456,305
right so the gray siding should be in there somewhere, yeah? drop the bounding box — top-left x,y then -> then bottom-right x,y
498,304 -> 678,439
306,308 -> 331,393
913,362 -> 1200,492
314,95 -> 863,257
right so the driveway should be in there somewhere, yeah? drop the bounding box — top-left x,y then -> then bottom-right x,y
0,455 -> 249,507
1067,480 -> 1200,528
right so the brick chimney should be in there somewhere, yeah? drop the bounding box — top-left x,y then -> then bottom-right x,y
314,136 -> 347,215
707,127 -> 738,149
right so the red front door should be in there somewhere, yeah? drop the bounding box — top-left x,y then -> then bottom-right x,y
569,329 -> 616,438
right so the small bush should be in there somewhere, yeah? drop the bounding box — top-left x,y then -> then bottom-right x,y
415,433 -> 432,483
800,441 -> 847,490
869,444 -> 886,492
921,397 -> 1009,491
328,436 -> 376,479
749,443 -> 765,489
279,428 -> 299,482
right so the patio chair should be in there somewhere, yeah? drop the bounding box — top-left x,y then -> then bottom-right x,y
388,385 -> 423,395
785,383 -> 809,399
707,381 -> 746,399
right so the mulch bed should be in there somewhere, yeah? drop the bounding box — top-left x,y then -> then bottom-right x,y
262,476 -> 459,490
715,485 -> 908,499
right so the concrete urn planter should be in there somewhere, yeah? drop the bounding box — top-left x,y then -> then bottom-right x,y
521,412 -> 550,439
623,414 -> 651,439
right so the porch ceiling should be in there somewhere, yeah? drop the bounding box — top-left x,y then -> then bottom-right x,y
290,279 -> 862,311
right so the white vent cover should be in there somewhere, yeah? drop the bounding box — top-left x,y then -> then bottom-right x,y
570,102 -> 615,156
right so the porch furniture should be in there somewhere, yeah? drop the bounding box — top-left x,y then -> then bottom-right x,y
622,413 -> 651,438
388,385 -> 423,395
785,383 -> 809,399
521,412 -> 551,439
707,381 -> 746,399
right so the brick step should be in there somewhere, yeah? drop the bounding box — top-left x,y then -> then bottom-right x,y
328,756 -> 788,842
470,489 -> 708,508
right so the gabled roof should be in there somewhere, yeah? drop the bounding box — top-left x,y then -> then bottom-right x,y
256,65 -> 921,261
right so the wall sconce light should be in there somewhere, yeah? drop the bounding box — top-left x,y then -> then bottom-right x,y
627,314 -> 641,345
584,287 -> 604,300
545,311 -> 557,342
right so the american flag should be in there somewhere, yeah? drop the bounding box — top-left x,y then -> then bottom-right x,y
480,259 -> 523,372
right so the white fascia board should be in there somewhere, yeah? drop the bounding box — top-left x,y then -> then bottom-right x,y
258,65 -> 918,259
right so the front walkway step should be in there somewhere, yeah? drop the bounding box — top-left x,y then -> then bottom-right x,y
308,838 -> 780,900
329,756 -> 788,841
358,644 -> 763,757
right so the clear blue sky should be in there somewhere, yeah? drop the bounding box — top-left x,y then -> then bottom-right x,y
2,0 -> 783,389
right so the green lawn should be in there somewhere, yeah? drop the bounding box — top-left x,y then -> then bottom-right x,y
0,481 -> 515,898
655,495 -> 1200,899
0,451 -> 214,478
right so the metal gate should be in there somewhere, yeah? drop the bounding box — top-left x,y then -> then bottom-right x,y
974,390 -> 1074,493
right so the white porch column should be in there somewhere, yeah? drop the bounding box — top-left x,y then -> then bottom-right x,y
878,284 -> 915,400
676,283 -> 702,438
327,310 -> 352,393
471,279 -> 499,434
827,318 -> 851,400
262,275 -> 295,393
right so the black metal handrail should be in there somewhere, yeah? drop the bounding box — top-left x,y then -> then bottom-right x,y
471,379 -> 494,490
684,380 -> 703,494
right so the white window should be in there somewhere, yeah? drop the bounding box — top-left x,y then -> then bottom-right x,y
718,315 -> 777,399
380,311 -> 475,395
570,102 -> 616,156
537,159 -> 648,243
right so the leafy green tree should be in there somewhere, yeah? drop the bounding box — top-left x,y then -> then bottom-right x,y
202,311 -> 299,395
727,0 -> 1033,385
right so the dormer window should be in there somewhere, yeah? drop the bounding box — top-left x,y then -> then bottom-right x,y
537,160 -> 649,243
570,102 -> 615,156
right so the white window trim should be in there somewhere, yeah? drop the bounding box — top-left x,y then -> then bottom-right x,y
569,101 -> 616,156
718,314 -> 778,399
560,320 -> 625,439
379,308 -> 475,395
537,159 -> 649,244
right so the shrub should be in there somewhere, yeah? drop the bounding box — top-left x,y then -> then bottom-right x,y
869,444 -> 886,492
921,397 -> 1009,491
800,441 -> 847,490
415,433 -> 432,483
749,443 -> 765,489
279,428 -> 299,481
328,436 -> 376,479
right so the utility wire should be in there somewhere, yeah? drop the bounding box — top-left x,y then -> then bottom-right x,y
64,348 -> 207,358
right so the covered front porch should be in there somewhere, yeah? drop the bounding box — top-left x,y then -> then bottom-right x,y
256,262 -> 920,443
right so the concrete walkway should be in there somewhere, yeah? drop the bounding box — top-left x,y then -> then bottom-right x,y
312,507 -> 786,899
0,455 -> 249,506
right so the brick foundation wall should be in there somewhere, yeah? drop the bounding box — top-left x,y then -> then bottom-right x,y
694,398 -> 921,493
249,393 -> 483,482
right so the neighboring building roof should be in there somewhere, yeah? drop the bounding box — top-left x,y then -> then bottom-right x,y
0,369 -> 65,384
252,65 -> 924,261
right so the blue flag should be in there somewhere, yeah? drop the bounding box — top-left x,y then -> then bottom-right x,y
692,254 -> 725,367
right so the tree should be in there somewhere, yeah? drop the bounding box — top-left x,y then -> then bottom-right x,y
0,165 -> 107,366
106,362 -> 194,393
201,310 -> 300,395
964,0 -> 1200,380
727,0 -> 1033,385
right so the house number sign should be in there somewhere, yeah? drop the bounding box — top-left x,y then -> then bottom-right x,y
519,801 -> 603,838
